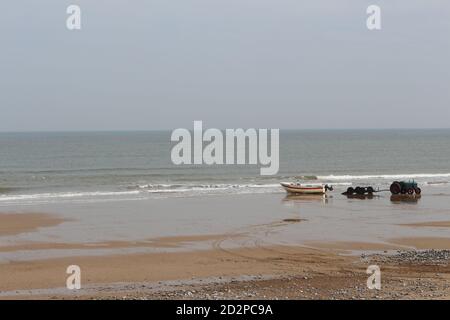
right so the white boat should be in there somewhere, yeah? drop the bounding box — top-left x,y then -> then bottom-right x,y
280,182 -> 333,194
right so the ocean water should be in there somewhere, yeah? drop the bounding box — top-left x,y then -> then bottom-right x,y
1,129 -> 450,205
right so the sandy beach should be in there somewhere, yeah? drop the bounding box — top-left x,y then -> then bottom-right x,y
1,190 -> 450,300
2,0 -> 450,305
1,234 -> 450,300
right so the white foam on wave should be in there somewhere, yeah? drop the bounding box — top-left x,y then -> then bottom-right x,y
3,175 -> 449,205
0,190 -> 140,202
140,183 -> 283,194
425,181 -> 450,185
0,184 -> 284,204
318,173 -> 450,181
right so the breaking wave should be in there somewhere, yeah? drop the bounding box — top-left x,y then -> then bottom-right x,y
0,184 -> 285,205
128,183 -> 283,194
2,172 -> 450,205
318,173 -> 450,181
0,191 -> 141,204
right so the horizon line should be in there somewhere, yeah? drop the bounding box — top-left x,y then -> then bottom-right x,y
1,127 -> 450,134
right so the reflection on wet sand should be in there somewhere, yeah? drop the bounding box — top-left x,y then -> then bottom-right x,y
390,194 -> 422,203
282,194 -> 331,204
344,194 -> 378,200
282,218 -> 306,223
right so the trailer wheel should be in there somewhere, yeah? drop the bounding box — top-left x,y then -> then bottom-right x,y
366,186 -> 374,194
390,182 -> 401,195
346,187 -> 354,195
415,187 -> 422,195
355,187 -> 365,195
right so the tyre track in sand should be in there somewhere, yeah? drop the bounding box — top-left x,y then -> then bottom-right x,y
211,218 -> 331,269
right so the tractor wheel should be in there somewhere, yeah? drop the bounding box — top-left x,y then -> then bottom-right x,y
390,182 -> 401,195
407,188 -> 414,195
346,187 -> 354,195
366,186 -> 374,194
415,187 -> 422,195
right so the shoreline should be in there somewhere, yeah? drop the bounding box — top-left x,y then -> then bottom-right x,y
1,191 -> 450,299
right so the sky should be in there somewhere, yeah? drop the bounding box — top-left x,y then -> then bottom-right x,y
0,0 -> 449,131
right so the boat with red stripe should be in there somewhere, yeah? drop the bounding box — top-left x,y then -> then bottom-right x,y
280,182 -> 333,194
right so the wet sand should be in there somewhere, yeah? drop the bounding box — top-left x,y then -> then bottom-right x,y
0,213 -> 67,236
400,221 -> 450,228
1,191 -> 450,299
0,245 -> 347,293
390,237 -> 450,250
303,241 -> 403,252
1,240 -> 450,300
0,234 -> 231,253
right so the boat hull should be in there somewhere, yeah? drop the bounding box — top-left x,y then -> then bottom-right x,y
280,183 -> 325,195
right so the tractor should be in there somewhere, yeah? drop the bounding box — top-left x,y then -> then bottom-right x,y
390,180 -> 421,195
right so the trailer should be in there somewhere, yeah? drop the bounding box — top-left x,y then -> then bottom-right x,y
343,186 -> 376,196
342,180 -> 422,197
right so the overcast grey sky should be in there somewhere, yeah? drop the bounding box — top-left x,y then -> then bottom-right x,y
0,0 -> 449,131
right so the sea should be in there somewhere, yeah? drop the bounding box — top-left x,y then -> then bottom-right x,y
1,129 -> 450,206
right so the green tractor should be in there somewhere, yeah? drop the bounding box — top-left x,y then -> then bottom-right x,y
390,180 -> 421,195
